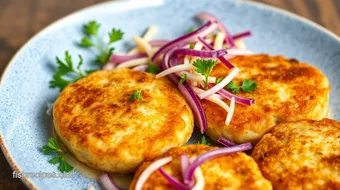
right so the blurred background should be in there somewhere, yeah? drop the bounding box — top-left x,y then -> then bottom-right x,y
0,0 -> 339,189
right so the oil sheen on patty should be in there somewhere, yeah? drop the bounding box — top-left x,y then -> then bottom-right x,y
53,69 -> 194,173
202,54 -> 330,143
130,144 -> 272,190
252,119 -> 340,190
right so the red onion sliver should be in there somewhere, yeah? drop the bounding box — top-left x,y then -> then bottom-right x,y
98,173 -> 120,190
181,155 -> 189,180
149,40 -> 170,47
196,12 -> 235,48
161,49 -> 211,133
103,62 -> 115,70
217,87 -> 255,106
132,65 -> 148,72
135,157 -> 172,190
152,20 -> 218,62
198,36 -> 235,69
172,48 -> 227,58
184,143 -> 252,183
111,53 -> 147,64
232,31 -> 252,40
217,137 -> 237,147
178,82 -> 208,133
159,168 -> 190,190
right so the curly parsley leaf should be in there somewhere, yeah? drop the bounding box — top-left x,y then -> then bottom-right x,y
179,73 -> 187,84
49,51 -> 86,91
49,156 -> 62,164
241,79 -> 257,93
188,26 -> 195,33
226,81 -> 241,94
80,36 -> 94,47
109,29 -> 124,43
83,21 -> 100,36
189,42 -> 195,49
193,59 -> 218,89
42,138 -> 73,173
216,78 -> 223,84
145,63 -> 160,74
197,135 -> 210,146
79,21 -> 124,66
58,158 -> 74,173
129,90 -> 143,102
225,80 -> 257,94
42,138 -> 61,154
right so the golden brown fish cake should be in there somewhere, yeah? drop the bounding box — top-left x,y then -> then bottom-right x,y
251,119 -> 340,190
53,69 -> 194,173
202,54 -> 330,143
130,144 -> 272,190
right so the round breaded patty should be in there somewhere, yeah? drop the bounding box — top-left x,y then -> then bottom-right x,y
251,119 -> 340,190
130,144 -> 272,190
53,69 -> 194,173
203,54 -> 330,143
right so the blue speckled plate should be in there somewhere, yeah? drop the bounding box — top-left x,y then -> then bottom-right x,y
0,0 -> 339,189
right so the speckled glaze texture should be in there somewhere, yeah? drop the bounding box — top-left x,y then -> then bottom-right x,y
0,0 -> 339,189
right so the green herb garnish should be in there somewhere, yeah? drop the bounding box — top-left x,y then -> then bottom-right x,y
79,21 -> 124,65
189,42 -> 195,49
225,79 -> 257,94
179,73 -> 187,84
226,81 -> 241,94
129,90 -> 143,101
193,59 -> 218,90
145,63 -> 160,74
215,78 -> 223,84
241,79 -> 258,92
42,138 -> 73,173
188,26 -> 195,33
49,51 -> 87,91
197,135 -> 210,146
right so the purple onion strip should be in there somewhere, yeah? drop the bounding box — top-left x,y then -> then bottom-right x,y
132,65 -> 148,72
181,155 -> 189,180
196,12 -> 235,48
184,143 -> 252,183
217,137 -> 237,147
232,31 -> 252,40
159,168 -> 190,190
198,36 -> 235,69
149,40 -> 170,47
111,53 -> 147,64
216,87 -> 255,106
98,173 -> 120,190
152,20 -> 218,62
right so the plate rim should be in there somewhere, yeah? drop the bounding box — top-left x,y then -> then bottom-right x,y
0,0 -> 339,189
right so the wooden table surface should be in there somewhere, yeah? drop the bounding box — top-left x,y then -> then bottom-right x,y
0,0 -> 339,189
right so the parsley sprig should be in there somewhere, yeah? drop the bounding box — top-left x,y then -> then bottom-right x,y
226,80 -> 257,94
179,73 -> 187,84
197,135 -> 211,146
79,21 -> 124,65
42,138 -> 73,173
50,51 -> 90,91
193,59 -> 218,90
145,63 -> 160,74
129,90 -> 143,101
216,77 -> 258,94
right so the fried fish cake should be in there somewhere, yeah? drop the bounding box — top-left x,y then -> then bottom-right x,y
53,69 -> 194,173
251,119 -> 340,190
130,144 -> 272,190
202,55 -> 330,143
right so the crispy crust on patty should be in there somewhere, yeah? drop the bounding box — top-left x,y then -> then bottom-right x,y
203,54 -> 330,143
251,119 -> 340,190
130,145 -> 272,190
53,69 -> 194,173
